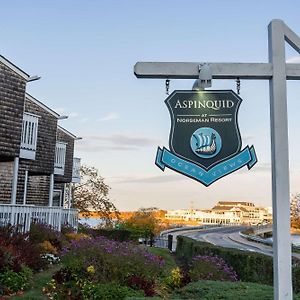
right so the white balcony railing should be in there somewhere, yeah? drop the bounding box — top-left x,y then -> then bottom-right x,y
54,141 -> 67,175
0,204 -> 78,233
20,112 -> 39,160
72,157 -> 81,183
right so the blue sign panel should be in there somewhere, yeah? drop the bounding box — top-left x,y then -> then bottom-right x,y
155,90 -> 257,186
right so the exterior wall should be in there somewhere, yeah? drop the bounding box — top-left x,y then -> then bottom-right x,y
0,161 -> 14,203
54,128 -> 74,183
16,164 -> 26,205
23,98 -> 58,174
26,175 -> 50,206
0,62 -> 27,158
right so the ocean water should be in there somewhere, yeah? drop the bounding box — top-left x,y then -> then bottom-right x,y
266,235 -> 300,246
79,217 -> 105,228
292,235 -> 300,246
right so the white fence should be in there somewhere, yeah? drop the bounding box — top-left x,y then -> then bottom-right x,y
20,112 -> 39,160
0,204 -> 78,232
54,142 -> 67,175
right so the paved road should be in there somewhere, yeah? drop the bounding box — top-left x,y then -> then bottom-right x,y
181,226 -> 274,256
157,226 -> 300,259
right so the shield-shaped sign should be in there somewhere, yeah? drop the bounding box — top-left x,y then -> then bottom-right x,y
166,90 -> 242,170
155,90 -> 257,186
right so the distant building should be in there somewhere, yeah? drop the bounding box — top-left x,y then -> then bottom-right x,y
165,201 -> 272,225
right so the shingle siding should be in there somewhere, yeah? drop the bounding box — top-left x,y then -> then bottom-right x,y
24,98 -> 58,175
0,62 -> 26,158
0,161 -> 13,203
26,175 -> 50,206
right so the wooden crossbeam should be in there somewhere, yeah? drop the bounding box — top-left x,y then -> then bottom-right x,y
134,62 -> 300,80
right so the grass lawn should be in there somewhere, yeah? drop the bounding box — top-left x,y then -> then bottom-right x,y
171,281 -> 300,300
128,280 -> 300,300
10,265 -> 61,300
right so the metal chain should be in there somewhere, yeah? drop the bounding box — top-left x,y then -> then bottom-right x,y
165,79 -> 170,95
236,77 -> 241,95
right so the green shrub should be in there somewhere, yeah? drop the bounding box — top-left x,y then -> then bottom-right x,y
189,255 -> 238,282
61,237 -> 165,285
82,282 -> 143,300
78,224 -> 132,241
176,236 -> 273,285
171,280 -> 284,300
0,266 -> 33,294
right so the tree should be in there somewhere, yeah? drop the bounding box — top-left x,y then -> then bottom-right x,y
121,207 -> 160,246
73,165 -> 119,227
291,193 -> 300,229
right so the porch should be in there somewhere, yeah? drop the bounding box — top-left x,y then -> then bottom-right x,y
0,204 -> 78,233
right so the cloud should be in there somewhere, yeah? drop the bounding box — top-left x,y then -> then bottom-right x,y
286,56 -> 300,63
98,112 -> 119,122
76,144 -> 139,152
76,133 -> 161,152
85,134 -> 160,147
110,174 -> 188,184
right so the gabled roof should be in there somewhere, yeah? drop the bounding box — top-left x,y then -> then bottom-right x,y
212,206 -> 234,211
57,125 -> 77,139
25,93 -> 60,119
0,55 -> 30,80
217,201 -> 254,206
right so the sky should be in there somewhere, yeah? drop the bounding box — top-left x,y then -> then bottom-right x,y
1,1 -> 300,211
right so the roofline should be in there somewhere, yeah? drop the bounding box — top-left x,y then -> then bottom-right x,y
0,55 -> 30,80
57,125 -> 78,139
25,93 -> 60,118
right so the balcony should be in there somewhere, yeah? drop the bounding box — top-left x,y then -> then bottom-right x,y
54,141 -> 67,175
72,157 -> 81,183
0,204 -> 78,232
20,112 -> 39,160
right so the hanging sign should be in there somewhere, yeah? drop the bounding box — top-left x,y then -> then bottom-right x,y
155,90 -> 257,186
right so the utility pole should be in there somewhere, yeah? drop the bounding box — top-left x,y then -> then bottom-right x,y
134,19 -> 300,300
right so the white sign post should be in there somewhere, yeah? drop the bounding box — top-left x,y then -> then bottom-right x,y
134,19 -> 300,300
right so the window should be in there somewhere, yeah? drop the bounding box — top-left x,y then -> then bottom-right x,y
53,190 -> 62,207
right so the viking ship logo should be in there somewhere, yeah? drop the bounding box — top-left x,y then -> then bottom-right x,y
190,127 -> 222,159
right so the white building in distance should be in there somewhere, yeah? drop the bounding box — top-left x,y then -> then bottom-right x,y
165,201 -> 272,225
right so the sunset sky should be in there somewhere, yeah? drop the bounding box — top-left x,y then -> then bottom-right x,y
1,1 -> 300,211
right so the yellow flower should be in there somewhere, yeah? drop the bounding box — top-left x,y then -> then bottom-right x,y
86,265 -> 95,274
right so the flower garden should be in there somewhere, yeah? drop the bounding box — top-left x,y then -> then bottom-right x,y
1,224 -> 300,299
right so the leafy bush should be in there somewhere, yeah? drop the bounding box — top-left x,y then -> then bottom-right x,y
39,240 -> 58,255
0,266 -> 33,294
82,282 -> 143,300
45,268 -> 144,300
61,236 -> 165,284
29,222 -> 66,251
0,225 -> 45,271
164,267 -> 190,289
78,224 -> 132,241
189,255 -> 238,282
126,275 -> 155,297
64,232 -> 90,241
176,236 -> 273,285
